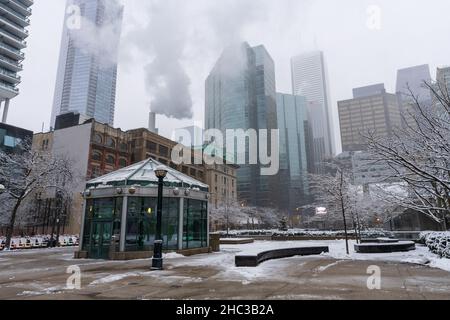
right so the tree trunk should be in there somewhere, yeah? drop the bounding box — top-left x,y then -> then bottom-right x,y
5,199 -> 22,250
442,211 -> 448,231
339,171 -> 349,255
342,206 -> 349,255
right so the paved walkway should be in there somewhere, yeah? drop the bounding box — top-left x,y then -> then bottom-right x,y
0,246 -> 449,300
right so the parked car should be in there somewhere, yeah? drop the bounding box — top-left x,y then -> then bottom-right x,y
0,239 -> 5,251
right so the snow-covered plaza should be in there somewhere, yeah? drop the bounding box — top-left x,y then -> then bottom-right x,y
0,240 -> 449,300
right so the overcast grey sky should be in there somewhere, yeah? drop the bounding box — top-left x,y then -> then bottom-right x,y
6,0 -> 450,153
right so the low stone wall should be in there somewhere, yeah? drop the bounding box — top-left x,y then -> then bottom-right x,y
235,246 -> 330,267
220,238 -> 254,245
354,241 -> 416,254
271,236 -> 357,241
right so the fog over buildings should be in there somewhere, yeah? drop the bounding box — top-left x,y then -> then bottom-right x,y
6,0 -> 450,154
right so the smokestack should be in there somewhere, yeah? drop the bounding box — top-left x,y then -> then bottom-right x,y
148,111 -> 159,134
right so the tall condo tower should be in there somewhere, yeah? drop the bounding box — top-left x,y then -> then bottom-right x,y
0,0 -> 33,124
50,0 -> 123,129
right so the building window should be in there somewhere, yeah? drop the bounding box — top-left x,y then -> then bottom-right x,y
159,145 -> 169,157
106,155 -> 115,165
93,134 -> 102,144
106,137 -> 116,148
118,158 -> 127,168
198,171 -> 204,180
182,166 -> 189,174
119,142 -> 128,152
183,199 -> 208,249
125,197 -> 179,252
146,141 -> 157,153
92,150 -> 102,162
92,166 -> 101,178
190,168 -> 196,177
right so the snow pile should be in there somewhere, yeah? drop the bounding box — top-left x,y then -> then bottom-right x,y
420,232 -> 450,259
163,252 -> 185,259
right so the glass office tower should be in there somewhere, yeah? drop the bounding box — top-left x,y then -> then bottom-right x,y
50,0 -> 123,129
0,0 -> 33,124
276,93 -> 310,211
291,51 -> 334,168
205,42 -> 278,208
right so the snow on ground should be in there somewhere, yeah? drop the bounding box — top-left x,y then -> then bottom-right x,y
324,240 -> 450,272
89,272 -> 143,285
2,239 -> 449,293
166,240 -> 450,275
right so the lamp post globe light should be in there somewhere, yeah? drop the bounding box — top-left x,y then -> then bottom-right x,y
0,184 -> 5,193
152,165 -> 168,270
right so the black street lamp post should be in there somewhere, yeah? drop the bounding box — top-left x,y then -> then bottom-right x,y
152,166 -> 168,270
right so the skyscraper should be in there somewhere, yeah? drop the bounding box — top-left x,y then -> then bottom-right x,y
396,64 -> 432,103
50,0 -> 123,129
276,93 -> 310,211
396,65 -> 432,128
205,42 -> 278,208
291,51 -> 333,163
0,0 -> 33,124
338,84 -> 402,152
436,66 -> 450,93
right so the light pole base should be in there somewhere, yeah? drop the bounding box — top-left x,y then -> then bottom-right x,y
151,240 -> 164,270
151,258 -> 163,270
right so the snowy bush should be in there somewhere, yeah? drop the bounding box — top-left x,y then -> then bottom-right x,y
420,232 -> 450,259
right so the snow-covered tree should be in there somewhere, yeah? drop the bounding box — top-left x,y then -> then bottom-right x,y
365,81 -> 450,230
309,163 -> 355,254
210,202 -> 281,231
0,140 -> 74,249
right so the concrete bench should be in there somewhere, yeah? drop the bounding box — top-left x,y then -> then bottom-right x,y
235,246 -> 330,267
354,241 -> 416,254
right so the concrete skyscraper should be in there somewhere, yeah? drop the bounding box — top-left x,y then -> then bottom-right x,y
0,0 -> 33,124
436,66 -> 450,92
50,0 -> 123,129
291,51 -> 334,171
338,84 -> 402,152
205,42 -> 278,208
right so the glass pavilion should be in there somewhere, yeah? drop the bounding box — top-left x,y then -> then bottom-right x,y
77,159 -> 210,259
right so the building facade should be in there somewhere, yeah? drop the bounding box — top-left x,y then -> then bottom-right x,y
276,93 -> 310,211
0,122 -> 33,153
32,116 -> 237,235
50,0 -> 123,129
338,84 -> 402,152
0,0 -> 33,123
173,125 -> 204,147
205,42 -> 277,208
436,66 -> 450,95
291,51 -> 334,161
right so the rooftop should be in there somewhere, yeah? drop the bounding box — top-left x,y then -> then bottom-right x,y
86,158 -> 209,191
